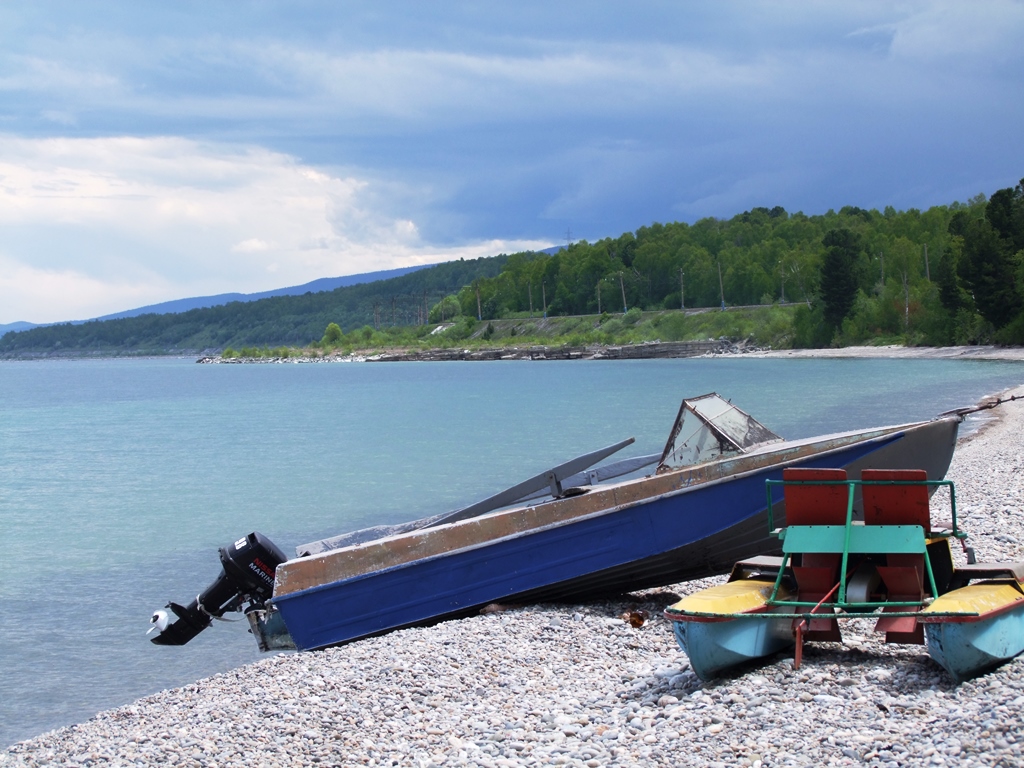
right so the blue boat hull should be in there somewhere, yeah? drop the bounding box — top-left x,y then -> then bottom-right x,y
672,617 -> 793,679
925,606 -> 1024,681
273,426 -> 945,651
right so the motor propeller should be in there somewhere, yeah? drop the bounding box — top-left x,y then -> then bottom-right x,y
148,531 -> 287,646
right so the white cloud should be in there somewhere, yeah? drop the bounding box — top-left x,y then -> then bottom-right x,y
0,255 -> 165,322
250,43 -> 771,122
886,1 -> 1024,63
0,136 -> 548,323
0,52 -> 121,94
40,109 -> 78,126
232,238 -> 273,253
4,32 -> 775,130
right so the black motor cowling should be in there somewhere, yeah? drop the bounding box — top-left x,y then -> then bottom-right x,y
149,532 -> 287,646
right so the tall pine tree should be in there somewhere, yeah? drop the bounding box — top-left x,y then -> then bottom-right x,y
819,228 -> 861,330
951,201 -> 1022,329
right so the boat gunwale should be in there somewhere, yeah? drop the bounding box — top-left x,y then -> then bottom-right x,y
298,420 -> 937,557
919,582 -> 1024,623
271,422 -> 943,602
666,596 -> 1024,624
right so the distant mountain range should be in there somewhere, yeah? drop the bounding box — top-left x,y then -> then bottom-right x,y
0,320 -> 36,334
0,264 -> 432,335
0,251 -> 519,355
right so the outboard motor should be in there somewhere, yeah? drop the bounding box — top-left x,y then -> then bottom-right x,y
149,532 -> 287,646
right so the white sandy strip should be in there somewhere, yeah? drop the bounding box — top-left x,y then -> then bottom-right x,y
743,345 -> 1024,361
4,389 -> 1024,767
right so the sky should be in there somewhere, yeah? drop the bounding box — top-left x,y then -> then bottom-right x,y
1,1 -> 1023,324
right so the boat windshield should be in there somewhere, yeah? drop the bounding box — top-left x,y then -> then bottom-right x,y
657,393 -> 781,472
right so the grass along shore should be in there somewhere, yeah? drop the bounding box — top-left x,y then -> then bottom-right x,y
218,305 -> 799,361
216,305 -> 1024,365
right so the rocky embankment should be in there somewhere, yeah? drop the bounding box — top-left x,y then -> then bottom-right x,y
198,339 -> 767,364
5,390 -> 1024,767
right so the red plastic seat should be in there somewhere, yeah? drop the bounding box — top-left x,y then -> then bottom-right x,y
782,468 -> 850,526
861,469 -> 931,533
862,469 -> 931,643
782,468 -> 850,647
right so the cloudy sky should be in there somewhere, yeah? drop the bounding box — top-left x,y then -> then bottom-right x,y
1,1 -> 1022,324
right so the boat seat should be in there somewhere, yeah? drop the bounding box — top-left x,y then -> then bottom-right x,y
780,470 -> 850,643
861,469 -> 931,532
782,468 -> 850,526
728,556 -> 791,584
860,469 -> 933,644
948,562 -> 1024,590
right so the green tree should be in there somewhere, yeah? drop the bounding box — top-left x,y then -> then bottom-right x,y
888,236 -> 919,330
953,212 -> 1020,328
819,228 -> 861,331
985,179 -> 1024,253
936,237 -> 970,314
793,304 -> 831,347
429,295 -> 462,323
322,322 -> 343,345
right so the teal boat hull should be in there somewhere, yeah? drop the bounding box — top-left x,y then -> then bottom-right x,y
671,617 -> 793,679
925,605 -> 1024,682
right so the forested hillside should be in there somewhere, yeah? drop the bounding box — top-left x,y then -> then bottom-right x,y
0,256 -> 508,355
449,178 -> 1024,347
3,178 -> 1022,356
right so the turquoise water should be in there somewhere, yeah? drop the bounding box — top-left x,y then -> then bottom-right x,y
2,356 -> 1024,745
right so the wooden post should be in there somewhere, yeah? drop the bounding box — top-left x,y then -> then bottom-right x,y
529,280 -> 533,317
476,284 -> 482,321
542,281 -> 547,318
679,268 -> 685,310
619,272 -> 627,314
597,280 -> 601,314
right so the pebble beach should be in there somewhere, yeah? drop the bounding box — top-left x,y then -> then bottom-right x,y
4,388 -> 1024,767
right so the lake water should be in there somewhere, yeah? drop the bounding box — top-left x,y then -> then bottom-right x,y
2,356 -> 1024,746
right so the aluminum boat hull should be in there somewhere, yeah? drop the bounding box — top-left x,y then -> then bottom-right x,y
268,416 -> 959,651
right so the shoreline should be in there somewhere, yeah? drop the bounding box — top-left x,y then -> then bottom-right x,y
5,389 -> 1024,766
2,342 -> 1022,364
743,345 -> 1024,361
200,343 -> 1024,365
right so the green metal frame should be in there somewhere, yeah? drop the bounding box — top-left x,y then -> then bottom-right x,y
672,478 -> 977,622
759,478 -> 964,618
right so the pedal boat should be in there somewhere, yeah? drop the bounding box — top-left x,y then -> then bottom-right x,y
664,469 -> 1024,682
